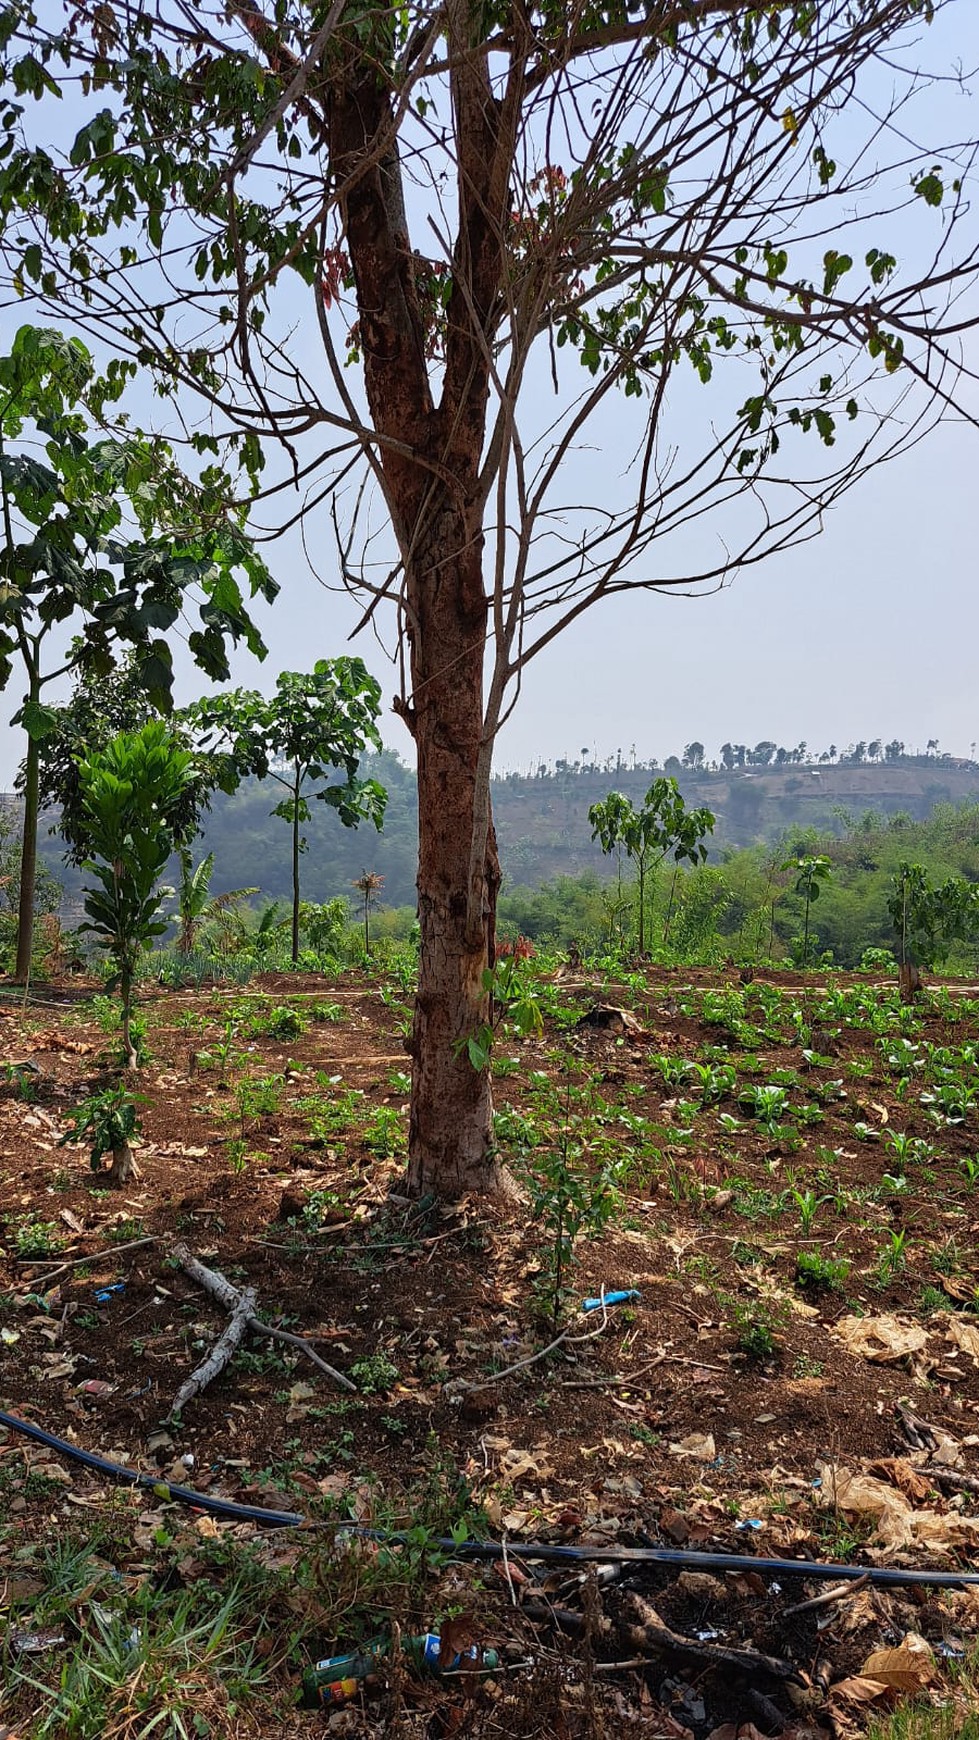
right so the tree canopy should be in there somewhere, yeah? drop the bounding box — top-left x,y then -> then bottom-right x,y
0,321 -> 276,976
184,659 -> 387,960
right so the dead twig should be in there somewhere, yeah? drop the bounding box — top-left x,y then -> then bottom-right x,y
500,1536 -> 519,1608
783,1573 -> 870,1618
247,1318 -> 357,1389
560,1349 -> 727,1387
455,1300 -> 616,1394
14,1235 -> 158,1283
170,1243 -> 355,1413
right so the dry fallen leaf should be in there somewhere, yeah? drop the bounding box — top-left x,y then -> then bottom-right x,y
669,1432 -> 716,1461
866,1457 -> 933,1502
946,1318 -> 979,1364
860,1635 -> 935,1695
831,1675 -> 895,1707
834,1314 -> 929,1365
818,1462 -> 979,1553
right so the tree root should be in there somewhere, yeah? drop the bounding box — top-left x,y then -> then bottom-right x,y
167,1242 -> 355,1419
621,1592 -> 808,1688
107,1141 -> 138,1186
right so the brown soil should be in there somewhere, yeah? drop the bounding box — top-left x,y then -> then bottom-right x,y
2,963 -> 979,1737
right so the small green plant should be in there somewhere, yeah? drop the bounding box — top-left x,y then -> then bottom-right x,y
738,1081 -> 790,1132
792,1352 -> 825,1379
791,1187 -> 830,1236
76,722 -> 199,1068
362,1105 -> 406,1157
14,1216 -> 64,1259
524,1123 -> 623,1331
350,1351 -> 399,1394
684,1059 -> 737,1106
461,940 -> 542,1071
59,1084 -> 144,1186
225,1136 -> 248,1173
795,1250 -> 851,1292
860,945 -> 898,972
918,1286 -> 951,1318
886,1130 -> 935,1170
2,1059 -> 39,1101
877,1227 -> 910,1283
780,853 -> 832,968
729,1296 -> 785,1360
264,1003 -> 308,1039
237,1073 -> 285,1118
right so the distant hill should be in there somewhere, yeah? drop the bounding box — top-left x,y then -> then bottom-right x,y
492,757 -> 979,888
11,750 -> 979,915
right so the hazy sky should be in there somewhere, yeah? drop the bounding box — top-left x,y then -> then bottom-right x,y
0,3 -> 977,789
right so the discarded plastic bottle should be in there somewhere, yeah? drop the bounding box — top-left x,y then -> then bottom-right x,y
405,1634 -> 499,1676
301,1632 -> 500,1707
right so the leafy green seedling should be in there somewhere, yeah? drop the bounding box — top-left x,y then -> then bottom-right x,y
60,1085 -> 145,1186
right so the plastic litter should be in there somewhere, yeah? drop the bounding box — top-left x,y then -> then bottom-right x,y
95,1283 -> 126,1304
581,1289 -> 641,1312
9,1625 -> 65,1655
735,1519 -> 764,1532
302,1631 -> 501,1707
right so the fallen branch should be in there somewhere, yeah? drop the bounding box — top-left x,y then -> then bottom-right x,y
170,1243 -> 355,1414
894,1401 -> 948,1453
169,1284 -> 257,1420
926,1466 -> 979,1497
622,1592 -> 808,1687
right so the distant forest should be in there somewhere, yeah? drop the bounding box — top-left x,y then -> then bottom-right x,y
22,740 -> 979,919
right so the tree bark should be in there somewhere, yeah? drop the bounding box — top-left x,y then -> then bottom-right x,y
14,706 -> 40,984
326,43 -> 515,1197
291,765 -> 301,965
404,509 -> 505,1199
107,1139 -> 136,1185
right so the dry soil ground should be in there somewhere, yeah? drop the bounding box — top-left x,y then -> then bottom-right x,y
2,963 -> 979,1738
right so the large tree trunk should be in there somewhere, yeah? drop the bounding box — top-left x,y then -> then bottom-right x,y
405,509 -> 503,1199
325,34 -> 515,1198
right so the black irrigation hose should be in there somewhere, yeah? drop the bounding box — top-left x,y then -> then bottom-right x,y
4,1408 -> 979,1592
0,1408 -> 304,1529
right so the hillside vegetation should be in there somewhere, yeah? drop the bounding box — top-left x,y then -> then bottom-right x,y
13,750 -> 979,922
